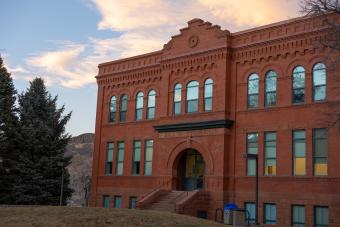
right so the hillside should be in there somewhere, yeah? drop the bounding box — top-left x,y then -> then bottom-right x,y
0,206 -> 225,227
66,133 -> 94,206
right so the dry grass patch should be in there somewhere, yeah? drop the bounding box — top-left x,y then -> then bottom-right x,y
0,206 -> 225,227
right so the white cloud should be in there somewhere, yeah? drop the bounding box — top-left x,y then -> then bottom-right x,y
9,0 -> 300,88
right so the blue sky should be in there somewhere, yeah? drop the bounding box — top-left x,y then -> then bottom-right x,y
0,0 -> 300,136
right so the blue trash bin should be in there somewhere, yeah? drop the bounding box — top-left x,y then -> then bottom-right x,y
224,203 -> 238,224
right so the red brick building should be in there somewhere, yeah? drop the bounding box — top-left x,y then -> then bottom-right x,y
91,14 -> 340,226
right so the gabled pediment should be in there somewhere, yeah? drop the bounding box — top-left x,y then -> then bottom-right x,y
162,18 -> 230,58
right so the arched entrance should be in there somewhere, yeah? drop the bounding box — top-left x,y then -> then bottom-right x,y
176,149 -> 205,191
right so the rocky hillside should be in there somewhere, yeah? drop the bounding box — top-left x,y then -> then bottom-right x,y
66,133 -> 94,206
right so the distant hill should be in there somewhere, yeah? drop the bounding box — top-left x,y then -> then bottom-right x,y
66,133 -> 94,206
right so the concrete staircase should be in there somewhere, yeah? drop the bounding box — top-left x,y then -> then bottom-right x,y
145,190 -> 187,212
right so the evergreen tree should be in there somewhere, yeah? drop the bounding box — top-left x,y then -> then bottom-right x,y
0,56 -> 19,204
14,78 -> 73,205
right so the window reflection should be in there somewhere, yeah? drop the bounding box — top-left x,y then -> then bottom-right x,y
186,81 -> 199,113
174,84 -> 182,115
248,74 -> 259,108
265,71 -> 277,107
147,90 -> 156,119
313,63 -> 326,101
292,66 -> 305,104
204,78 -> 213,111
135,92 -> 143,120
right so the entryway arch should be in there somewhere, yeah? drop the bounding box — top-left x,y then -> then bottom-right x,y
175,149 -> 205,191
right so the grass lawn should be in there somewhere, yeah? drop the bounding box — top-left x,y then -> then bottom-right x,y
0,206 -> 225,227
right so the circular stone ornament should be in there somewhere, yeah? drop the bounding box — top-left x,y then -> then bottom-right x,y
188,35 -> 199,48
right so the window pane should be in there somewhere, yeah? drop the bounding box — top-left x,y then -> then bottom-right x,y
148,90 -> 156,107
103,196 -> 110,208
187,100 -> 198,113
116,163 -> 123,175
174,84 -> 182,101
313,129 -> 328,176
120,95 -> 127,111
314,85 -> 326,101
136,92 -> 144,109
134,144 -> 141,161
315,207 -> 329,226
147,107 -> 155,119
204,98 -> 212,111
145,162 -> 152,175
110,96 -> 116,112
294,158 -> 306,175
265,159 -> 276,175
129,197 -> 137,209
313,63 -> 326,102
174,102 -> 181,115
314,158 -> 328,176
313,68 -> 326,86
266,71 -> 277,92
245,203 -> 256,223
293,88 -> 305,104
204,78 -> 213,98
265,204 -> 276,224
247,159 -> 256,176
266,92 -> 277,106
187,81 -> 199,101
136,109 -> 143,120
248,74 -> 259,94
292,206 -> 305,226
265,71 -> 277,106
248,94 -> 259,108
293,67 -> 305,89
114,196 -> 121,208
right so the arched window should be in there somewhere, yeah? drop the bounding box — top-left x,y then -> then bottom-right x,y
186,81 -> 199,113
292,66 -> 305,104
147,90 -> 156,119
173,83 -> 182,115
313,63 -> 326,101
248,74 -> 259,108
120,94 -> 127,122
109,96 -> 116,122
135,92 -> 144,120
265,70 -> 277,106
204,78 -> 213,111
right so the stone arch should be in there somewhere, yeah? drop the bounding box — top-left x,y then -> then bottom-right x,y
167,139 -> 214,176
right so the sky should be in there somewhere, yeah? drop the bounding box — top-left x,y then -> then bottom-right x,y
1,0 -> 301,136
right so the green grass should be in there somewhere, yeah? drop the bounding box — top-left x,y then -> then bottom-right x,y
0,206 -> 225,227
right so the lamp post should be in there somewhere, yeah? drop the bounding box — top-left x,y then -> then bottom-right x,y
244,153 -> 259,225
57,162 -> 64,206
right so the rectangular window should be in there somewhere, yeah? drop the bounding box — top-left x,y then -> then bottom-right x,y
292,205 -> 305,227
247,133 -> 258,176
129,196 -> 137,209
264,203 -> 276,224
313,129 -> 328,176
116,141 -> 124,175
114,196 -> 122,208
293,130 -> 306,176
105,142 -> 114,175
144,140 -> 153,176
314,206 -> 329,227
132,140 -> 141,175
245,202 -> 256,224
102,195 -> 110,208
264,132 -> 276,176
